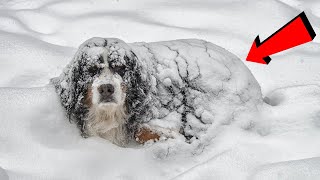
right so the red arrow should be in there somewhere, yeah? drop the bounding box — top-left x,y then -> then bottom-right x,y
246,12 -> 316,64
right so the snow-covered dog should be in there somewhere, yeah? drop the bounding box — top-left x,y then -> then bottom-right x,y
52,38 -> 262,148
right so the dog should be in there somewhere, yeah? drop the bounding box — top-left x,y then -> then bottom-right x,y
52,37 -> 262,148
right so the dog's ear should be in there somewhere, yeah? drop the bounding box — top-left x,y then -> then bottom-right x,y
122,51 -> 152,137
51,37 -> 107,135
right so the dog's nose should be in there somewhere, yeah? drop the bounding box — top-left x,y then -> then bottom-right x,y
98,84 -> 114,96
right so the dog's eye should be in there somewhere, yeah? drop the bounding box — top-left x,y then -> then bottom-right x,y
98,55 -> 104,63
87,65 -> 99,75
112,66 -> 126,77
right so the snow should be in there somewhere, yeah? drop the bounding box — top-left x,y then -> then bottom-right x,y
1,0 -> 320,179
0,166 -> 8,180
250,157 -> 320,180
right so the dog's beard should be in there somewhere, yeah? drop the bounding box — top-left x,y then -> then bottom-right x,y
87,103 -> 126,133
85,101 -> 128,146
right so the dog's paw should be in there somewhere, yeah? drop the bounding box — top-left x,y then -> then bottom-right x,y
135,127 -> 161,144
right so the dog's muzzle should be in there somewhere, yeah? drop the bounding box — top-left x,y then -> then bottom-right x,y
98,84 -> 115,103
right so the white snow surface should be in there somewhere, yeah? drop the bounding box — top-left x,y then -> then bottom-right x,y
0,166 -> 9,180
1,0 -> 320,179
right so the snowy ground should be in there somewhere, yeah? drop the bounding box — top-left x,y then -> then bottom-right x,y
1,0 -> 320,179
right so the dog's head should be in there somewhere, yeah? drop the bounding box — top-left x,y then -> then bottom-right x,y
85,57 -> 127,110
52,38 -> 151,139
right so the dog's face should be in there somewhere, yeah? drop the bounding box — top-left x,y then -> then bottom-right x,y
53,38 -> 151,143
85,63 -> 127,110
83,60 -> 128,145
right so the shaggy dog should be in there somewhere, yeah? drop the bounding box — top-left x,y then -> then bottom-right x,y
52,37 -> 262,148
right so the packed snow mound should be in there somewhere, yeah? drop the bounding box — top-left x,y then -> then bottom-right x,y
250,157 -> 320,180
52,37 -> 263,154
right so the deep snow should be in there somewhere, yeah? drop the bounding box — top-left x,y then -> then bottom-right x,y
1,0 -> 320,179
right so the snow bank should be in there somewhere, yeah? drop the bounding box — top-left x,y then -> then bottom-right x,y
0,31 -> 74,87
258,85 -> 320,135
250,157 -> 320,180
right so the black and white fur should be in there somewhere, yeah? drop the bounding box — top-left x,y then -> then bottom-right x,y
52,38 -> 152,146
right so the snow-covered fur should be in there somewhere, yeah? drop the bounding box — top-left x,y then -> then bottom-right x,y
52,37 -> 263,150
51,38 -> 150,146
84,64 -> 128,146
